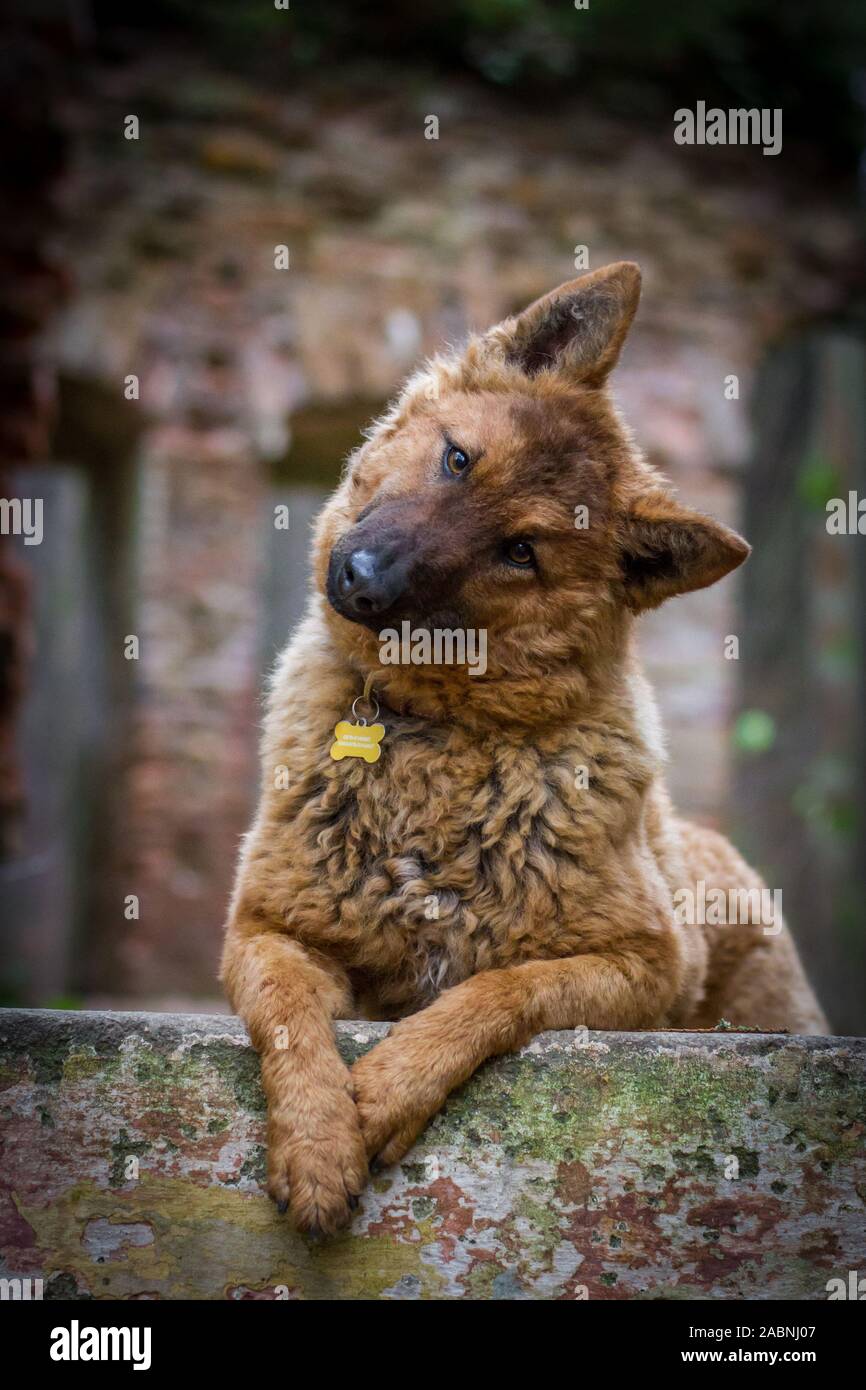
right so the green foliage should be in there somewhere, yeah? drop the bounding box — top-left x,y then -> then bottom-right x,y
733,708 -> 777,754
797,456 -> 843,511
97,0 -> 866,165
792,755 -> 858,841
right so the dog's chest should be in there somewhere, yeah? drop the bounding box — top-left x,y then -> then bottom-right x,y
299,720 -> 640,1006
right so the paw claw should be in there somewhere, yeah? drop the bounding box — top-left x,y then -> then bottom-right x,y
266,1097 -> 368,1238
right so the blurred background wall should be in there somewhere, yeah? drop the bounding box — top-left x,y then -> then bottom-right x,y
1,1 -> 864,1028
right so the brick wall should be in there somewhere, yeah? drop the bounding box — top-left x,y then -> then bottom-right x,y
5,56 -> 860,1002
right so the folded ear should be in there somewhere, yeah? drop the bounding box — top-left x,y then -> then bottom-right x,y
619,494 -> 751,611
488,262 -> 641,387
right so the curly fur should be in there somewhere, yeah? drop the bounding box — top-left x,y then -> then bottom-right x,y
221,262 -> 827,1236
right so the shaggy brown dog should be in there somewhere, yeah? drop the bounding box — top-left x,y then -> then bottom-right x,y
221,262 -> 827,1236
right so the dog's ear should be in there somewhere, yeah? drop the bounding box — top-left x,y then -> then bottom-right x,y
489,262 -> 641,388
619,494 -> 750,610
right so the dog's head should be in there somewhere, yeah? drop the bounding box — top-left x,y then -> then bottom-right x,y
315,263 -> 749,724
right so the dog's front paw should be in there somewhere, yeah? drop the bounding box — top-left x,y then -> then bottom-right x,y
351,1042 -> 440,1169
267,1100 -> 367,1237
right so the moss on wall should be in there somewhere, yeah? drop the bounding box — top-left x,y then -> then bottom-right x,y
1,1009 -> 865,1300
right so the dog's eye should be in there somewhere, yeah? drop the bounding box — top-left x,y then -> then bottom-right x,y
443,442 -> 469,476
504,540 -> 535,568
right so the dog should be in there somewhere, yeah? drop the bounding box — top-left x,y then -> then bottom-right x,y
221,262 -> 828,1236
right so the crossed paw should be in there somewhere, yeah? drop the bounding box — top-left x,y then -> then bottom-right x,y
267,1041 -> 439,1236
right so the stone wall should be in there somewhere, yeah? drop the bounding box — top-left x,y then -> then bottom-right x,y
1,1008 -> 864,1300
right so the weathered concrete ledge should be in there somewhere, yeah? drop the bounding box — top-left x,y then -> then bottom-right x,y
1,1008 -> 864,1300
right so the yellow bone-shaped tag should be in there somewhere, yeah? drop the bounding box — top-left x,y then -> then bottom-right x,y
329,720 -> 385,763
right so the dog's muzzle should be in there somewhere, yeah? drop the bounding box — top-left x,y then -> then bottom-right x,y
327,541 -> 409,626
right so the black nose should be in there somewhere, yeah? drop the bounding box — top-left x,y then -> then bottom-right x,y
330,546 -> 406,621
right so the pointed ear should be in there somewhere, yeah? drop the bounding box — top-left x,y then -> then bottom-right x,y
489,262 -> 641,387
619,494 -> 751,611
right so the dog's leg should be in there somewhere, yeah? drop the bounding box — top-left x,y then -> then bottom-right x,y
221,922 -> 367,1235
352,946 -> 679,1167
